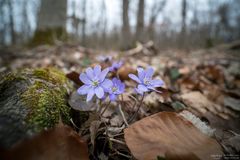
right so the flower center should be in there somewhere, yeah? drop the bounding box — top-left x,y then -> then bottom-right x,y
92,80 -> 99,87
112,87 -> 118,92
144,78 -> 150,85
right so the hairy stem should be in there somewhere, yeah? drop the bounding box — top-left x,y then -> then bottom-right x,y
128,93 -> 145,123
100,100 -> 111,116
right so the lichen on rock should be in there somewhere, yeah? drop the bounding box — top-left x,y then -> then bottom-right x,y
0,68 -> 72,148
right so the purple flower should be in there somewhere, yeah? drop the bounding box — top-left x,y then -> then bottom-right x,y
109,61 -> 123,72
77,65 -> 112,102
107,78 -> 125,101
128,67 -> 164,95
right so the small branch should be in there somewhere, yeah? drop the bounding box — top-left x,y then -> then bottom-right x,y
109,138 -> 126,145
118,103 -> 129,127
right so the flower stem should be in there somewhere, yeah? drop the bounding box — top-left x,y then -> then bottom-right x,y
100,100 -> 111,116
128,93 -> 145,123
118,102 -> 129,127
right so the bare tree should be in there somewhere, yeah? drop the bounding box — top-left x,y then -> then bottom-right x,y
81,0 -> 87,46
7,0 -> 15,44
121,0 -> 131,49
0,0 -> 5,45
147,0 -> 166,40
21,0 -> 31,42
31,0 -> 67,46
135,0 -> 145,43
180,0 -> 187,47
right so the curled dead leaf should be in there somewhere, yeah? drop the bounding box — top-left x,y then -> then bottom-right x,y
124,112 -> 223,160
117,65 -> 136,81
69,91 -> 97,111
1,123 -> 89,160
66,71 -> 83,85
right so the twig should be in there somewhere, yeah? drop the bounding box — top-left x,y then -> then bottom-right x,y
119,95 -> 129,127
118,104 -> 129,127
70,118 -> 80,130
109,138 -> 126,145
111,149 -> 132,159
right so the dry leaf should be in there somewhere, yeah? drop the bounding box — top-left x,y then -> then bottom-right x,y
1,123 -> 89,160
66,71 -> 83,85
180,91 -> 236,119
117,65 -> 136,81
90,120 -> 102,148
124,112 -> 222,160
69,91 -> 97,111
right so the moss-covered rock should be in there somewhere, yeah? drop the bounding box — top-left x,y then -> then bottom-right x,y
0,68 -> 72,148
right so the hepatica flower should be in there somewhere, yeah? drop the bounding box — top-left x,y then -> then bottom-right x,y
128,67 -> 164,95
109,61 -> 123,72
78,65 -> 112,102
107,78 -> 125,101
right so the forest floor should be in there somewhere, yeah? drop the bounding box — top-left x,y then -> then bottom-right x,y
0,42 -> 240,160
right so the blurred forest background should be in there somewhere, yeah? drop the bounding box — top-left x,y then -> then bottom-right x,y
0,0 -> 240,50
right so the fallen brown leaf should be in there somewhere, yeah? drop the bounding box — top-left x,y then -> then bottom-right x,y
117,65 -> 136,81
124,112 -> 223,160
1,123 -> 89,160
66,71 -> 83,85
180,91 -> 236,119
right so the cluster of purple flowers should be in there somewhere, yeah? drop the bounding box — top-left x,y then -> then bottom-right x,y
78,64 -> 164,102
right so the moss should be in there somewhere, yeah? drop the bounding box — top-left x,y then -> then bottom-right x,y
28,27 -> 67,47
20,68 -> 72,132
32,68 -> 68,85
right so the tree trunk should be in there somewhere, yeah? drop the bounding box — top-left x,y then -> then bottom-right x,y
147,0 -> 166,41
30,0 -> 67,46
135,0 -> 145,43
180,0 -> 187,47
81,0 -> 87,46
121,0 -> 131,49
7,0 -> 15,45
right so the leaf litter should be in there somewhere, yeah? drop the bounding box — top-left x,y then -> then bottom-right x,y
0,42 -> 240,159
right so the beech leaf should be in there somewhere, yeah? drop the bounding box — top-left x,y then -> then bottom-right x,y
1,123 -> 89,160
124,112 -> 223,160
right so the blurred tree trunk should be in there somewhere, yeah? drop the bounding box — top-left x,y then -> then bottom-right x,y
135,0 -> 145,43
7,0 -> 15,45
121,0 -> 131,49
180,0 -> 187,47
30,0 -> 67,46
21,0 -> 30,42
147,0 -> 166,41
0,0 -> 5,45
81,0 -> 86,46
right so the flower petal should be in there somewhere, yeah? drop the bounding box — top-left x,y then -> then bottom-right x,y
138,84 -> 149,92
86,89 -> 95,102
137,68 -> 145,81
77,85 -> 91,95
94,65 -> 101,76
135,88 -> 144,95
129,74 -> 141,83
101,79 -> 113,90
150,79 -> 164,87
86,67 -> 95,79
145,67 -> 154,78
95,87 -> 104,98
99,67 -> 109,82
109,94 -> 117,101
80,73 -> 91,84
